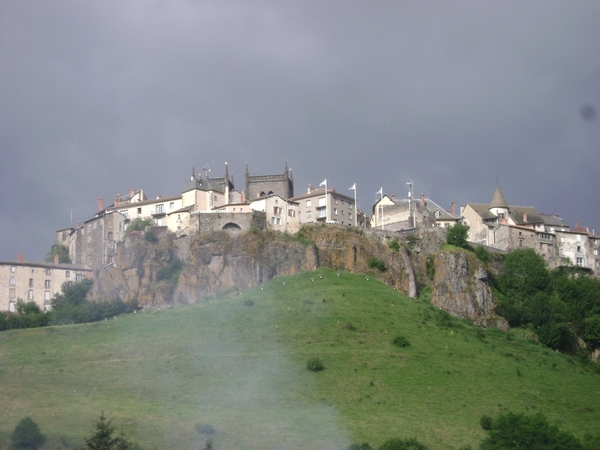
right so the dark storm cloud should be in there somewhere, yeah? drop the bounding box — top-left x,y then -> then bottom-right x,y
1,0 -> 599,260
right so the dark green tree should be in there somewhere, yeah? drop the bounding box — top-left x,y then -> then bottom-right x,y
82,412 -> 132,450
11,417 -> 46,450
499,248 -> 550,299
127,218 -> 155,232
446,223 -> 470,249
479,412 -> 583,450
44,242 -> 71,263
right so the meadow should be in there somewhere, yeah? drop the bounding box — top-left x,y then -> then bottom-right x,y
0,269 -> 598,449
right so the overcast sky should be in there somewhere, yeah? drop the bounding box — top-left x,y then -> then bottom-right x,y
1,1 -> 599,261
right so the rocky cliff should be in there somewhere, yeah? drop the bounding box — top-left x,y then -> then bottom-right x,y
90,225 -> 506,328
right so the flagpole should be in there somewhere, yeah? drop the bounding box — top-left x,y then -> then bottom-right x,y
354,184 -> 357,227
320,179 -> 328,223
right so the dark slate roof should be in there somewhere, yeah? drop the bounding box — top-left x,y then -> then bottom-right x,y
466,203 -> 497,220
0,261 -> 92,271
182,178 -> 225,194
423,198 -> 459,220
508,206 -> 543,225
540,213 -> 569,228
490,186 -> 509,209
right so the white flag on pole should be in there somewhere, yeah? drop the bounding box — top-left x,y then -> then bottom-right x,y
376,187 -> 383,196
320,179 -> 327,186
349,183 -> 356,190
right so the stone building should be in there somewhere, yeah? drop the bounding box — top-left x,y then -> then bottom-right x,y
245,161 -> 294,200
292,184 -> 359,226
461,186 -> 599,275
0,254 -> 92,312
371,193 -> 459,230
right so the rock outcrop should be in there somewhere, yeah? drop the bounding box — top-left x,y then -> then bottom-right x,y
431,249 -> 507,329
90,225 -> 506,328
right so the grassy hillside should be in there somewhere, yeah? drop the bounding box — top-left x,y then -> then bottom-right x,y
0,269 -> 599,449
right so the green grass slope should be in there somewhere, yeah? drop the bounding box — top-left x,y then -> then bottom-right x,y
0,269 -> 599,450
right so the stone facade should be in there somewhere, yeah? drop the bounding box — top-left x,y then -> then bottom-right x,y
0,258 -> 92,312
245,161 -> 293,200
292,186 -> 358,226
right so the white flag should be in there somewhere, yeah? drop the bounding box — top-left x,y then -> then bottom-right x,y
320,179 -> 327,186
349,183 -> 356,191
376,187 -> 383,196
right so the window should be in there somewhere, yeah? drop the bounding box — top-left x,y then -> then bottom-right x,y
318,197 -> 326,207
560,237 -> 565,243
29,278 -> 34,287
44,303 -> 52,312
28,290 -> 34,300
9,276 -> 16,285
349,203 -> 353,210
273,206 -> 282,215
45,280 -> 51,288
306,200 -> 312,207
318,209 -> 326,218
576,257 -> 584,267
156,204 -> 164,214
594,249 -> 598,256
9,288 -> 15,298
9,301 -> 15,312
31,268 -> 36,274
137,207 -> 142,214
577,235 -> 581,241
334,198 -> 338,204
577,246 -> 581,252
93,221 -> 97,229
169,202 -> 174,209
65,271 -> 70,278
108,231 -> 113,240
349,213 -> 352,220
306,211 -> 312,218
10,266 -> 16,272
44,291 -> 51,301
46,268 -> 52,275
334,208 -> 338,215
288,210 -> 296,218
76,273 -> 83,282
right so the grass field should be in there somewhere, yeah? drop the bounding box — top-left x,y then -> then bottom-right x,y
0,269 -> 599,449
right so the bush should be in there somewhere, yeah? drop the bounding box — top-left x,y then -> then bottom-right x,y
426,256 -> 435,280
143,229 -> 158,243
306,357 -> 324,372
127,218 -> 154,232
474,246 -> 490,264
378,437 -> 428,450
480,414 -> 493,430
479,412 -> 584,450
392,334 -> 410,348
388,238 -> 400,252
11,417 -> 46,449
368,257 -> 386,272
446,223 -> 470,249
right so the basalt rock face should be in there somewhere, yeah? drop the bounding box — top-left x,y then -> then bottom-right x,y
90,226 -> 506,328
431,250 -> 507,329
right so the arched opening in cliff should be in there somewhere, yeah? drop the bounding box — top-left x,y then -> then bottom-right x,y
222,222 -> 242,235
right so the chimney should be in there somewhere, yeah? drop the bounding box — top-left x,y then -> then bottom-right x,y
98,197 -> 104,212
115,193 -> 121,205
391,194 -> 395,202
18,252 -> 24,262
523,212 -> 528,223
54,253 -> 59,264
420,193 -> 426,206
451,202 -> 456,217
77,221 -> 82,228
130,188 -> 135,198
308,184 -> 313,193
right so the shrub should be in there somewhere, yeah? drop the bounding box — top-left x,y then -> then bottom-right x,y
306,357 -> 324,372
368,257 -> 386,272
446,223 -> 470,249
345,322 -> 357,331
143,229 -> 158,243
11,417 -> 46,450
474,246 -> 490,264
426,256 -> 435,280
392,334 -> 410,348
128,218 -> 154,232
479,412 -> 584,450
480,414 -> 493,430
378,437 -> 428,450
388,238 -> 400,252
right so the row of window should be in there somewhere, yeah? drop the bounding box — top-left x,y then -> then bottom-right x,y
305,198 -> 354,209
304,210 -> 352,220
7,272 -> 81,286
10,267 -> 55,275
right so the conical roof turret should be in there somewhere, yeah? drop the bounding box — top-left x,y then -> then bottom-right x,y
490,186 -> 509,210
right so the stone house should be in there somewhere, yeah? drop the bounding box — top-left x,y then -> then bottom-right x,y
0,254 -> 92,312
371,193 -> 459,230
461,186 -> 599,275
249,194 -> 301,233
291,185 -> 358,226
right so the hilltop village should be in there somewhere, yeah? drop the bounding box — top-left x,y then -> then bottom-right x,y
1,161 -> 599,312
